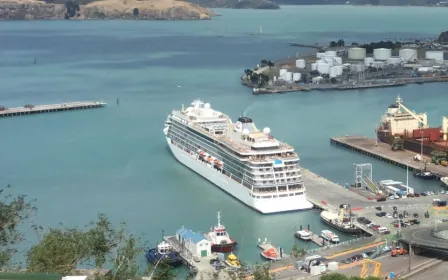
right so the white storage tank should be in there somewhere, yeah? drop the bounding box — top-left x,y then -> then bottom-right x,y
329,66 -> 337,78
426,51 -> 444,61
372,61 -> 385,68
285,72 -> 293,82
316,52 -> 325,58
295,59 -> 306,68
399,48 -> 418,62
311,63 -> 317,71
364,57 -> 374,66
324,57 -> 334,66
387,57 -> 402,65
348,47 -> 366,60
373,48 -> 392,61
279,69 -> 287,77
332,57 -> 343,65
317,63 -> 330,74
335,65 -> 343,75
292,73 -> 301,81
342,63 -> 351,69
324,50 -> 337,57
312,76 -> 324,84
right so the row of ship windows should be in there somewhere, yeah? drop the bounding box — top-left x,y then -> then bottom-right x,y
250,192 -> 305,199
169,125 -> 301,180
172,121 -> 299,168
168,131 -> 255,187
170,135 -> 304,192
169,127 -> 281,180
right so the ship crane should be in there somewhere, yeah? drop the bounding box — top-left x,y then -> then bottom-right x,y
395,95 -> 428,128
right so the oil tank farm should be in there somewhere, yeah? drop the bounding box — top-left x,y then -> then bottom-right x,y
348,47 -> 366,60
295,59 -> 306,68
364,57 -> 374,66
387,57 -> 403,66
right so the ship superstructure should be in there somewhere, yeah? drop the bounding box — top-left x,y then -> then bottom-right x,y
377,96 -> 448,157
163,100 -> 313,214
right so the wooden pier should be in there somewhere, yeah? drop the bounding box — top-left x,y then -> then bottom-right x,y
330,136 -> 448,178
0,101 -> 106,118
310,232 -> 325,247
163,235 -> 217,279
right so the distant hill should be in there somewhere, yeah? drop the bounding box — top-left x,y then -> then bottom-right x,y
273,0 -> 444,5
0,0 -> 216,20
185,0 -> 279,9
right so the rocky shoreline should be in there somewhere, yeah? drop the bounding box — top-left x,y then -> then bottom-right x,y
0,0 -> 216,20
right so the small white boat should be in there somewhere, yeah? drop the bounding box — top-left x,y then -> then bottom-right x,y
320,230 -> 339,243
295,230 -> 312,241
441,177 -> 448,188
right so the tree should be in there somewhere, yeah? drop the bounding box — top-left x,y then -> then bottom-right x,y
329,41 -> 337,48
253,263 -> 273,280
291,244 -> 306,259
27,214 -> 145,280
337,39 -> 345,47
133,8 -> 139,16
0,185 -> 36,269
260,60 -> 268,67
151,259 -> 176,280
267,60 -> 274,69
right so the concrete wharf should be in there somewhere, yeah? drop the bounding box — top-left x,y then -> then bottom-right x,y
0,101 -> 106,118
330,136 -> 448,178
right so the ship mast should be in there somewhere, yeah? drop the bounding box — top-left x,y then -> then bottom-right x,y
217,211 -> 221,226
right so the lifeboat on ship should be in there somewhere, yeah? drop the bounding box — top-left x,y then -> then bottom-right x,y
206,155 -> 213,164
204,212 -> 237,253
214,159 -> 223,170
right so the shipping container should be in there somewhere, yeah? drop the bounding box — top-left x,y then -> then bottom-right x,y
412,128 -> 441,142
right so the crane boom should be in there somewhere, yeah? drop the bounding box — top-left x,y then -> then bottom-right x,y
396,96 -> 428,128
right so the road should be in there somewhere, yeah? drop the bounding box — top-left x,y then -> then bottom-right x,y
408,262 -> 448,280
400,224 -> 448,251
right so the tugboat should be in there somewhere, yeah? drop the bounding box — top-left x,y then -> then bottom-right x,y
205,212 -> 237,253
414,163 -> 436,180
145,236 -> 182,266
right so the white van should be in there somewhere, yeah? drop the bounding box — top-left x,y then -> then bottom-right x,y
378,227 -> 390,235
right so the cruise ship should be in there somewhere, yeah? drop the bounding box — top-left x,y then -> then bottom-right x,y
163,100 -> 313,214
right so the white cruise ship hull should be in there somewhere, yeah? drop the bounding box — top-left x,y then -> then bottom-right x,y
165,131 -> 313,214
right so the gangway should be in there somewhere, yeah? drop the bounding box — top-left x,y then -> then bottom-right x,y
354,164 -> 379,193
363,176 -> 380,193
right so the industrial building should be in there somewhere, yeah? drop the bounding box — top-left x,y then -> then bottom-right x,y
176,227 -> 212,258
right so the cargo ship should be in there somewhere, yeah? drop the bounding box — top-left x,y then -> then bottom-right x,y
376,96 -> 448,159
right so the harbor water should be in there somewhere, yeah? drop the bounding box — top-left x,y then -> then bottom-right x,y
0,6 -> 447,265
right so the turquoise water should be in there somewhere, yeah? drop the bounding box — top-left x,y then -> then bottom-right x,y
0,6 -> 447,265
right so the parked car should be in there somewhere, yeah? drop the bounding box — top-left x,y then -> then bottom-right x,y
385,213 -> 392,219
414,193 -> 420,197
377,197 -> 387,202
375,206 -> 382,211
393,206 -> 398,211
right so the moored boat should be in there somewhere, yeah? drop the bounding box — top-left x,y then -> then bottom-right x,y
225,253 -> 241,269
441,177 -> 448,188
145,240 -> 182,266
414,170 -> 437,180
295,230 -> 312,241
320,210 -> 363,235
260,248 -> 282,261
204,212 -> 237,253
320,230 -> 339,243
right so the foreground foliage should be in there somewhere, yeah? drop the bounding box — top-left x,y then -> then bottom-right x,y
27,214 -> 145,280
320,273 -> 383,280
0,186 -> 36,269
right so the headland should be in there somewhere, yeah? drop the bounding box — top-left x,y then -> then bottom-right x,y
0,0 -> 216,20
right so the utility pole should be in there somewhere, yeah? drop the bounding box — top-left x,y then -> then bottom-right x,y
408,242 -> 412,273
